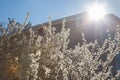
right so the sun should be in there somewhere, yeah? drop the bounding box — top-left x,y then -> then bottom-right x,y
87,3 -> 106,21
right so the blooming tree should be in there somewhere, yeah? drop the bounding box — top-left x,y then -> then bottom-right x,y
0,14 -> 120,80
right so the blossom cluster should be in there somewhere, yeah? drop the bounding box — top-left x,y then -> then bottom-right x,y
0,14 -> 120,80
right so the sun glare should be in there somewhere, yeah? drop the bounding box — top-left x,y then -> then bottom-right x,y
87,3 -> 106,21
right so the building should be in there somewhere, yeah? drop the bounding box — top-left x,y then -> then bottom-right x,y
33,12 -> 120,45
32,12 -> 120,74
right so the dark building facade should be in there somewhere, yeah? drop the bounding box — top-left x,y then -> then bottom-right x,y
33,12 -> 120,74
33,12 -> 120,45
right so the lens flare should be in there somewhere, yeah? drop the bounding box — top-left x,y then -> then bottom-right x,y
87,3 -> 106,21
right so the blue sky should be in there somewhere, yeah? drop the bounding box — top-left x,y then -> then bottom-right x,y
0,0 -> 120,25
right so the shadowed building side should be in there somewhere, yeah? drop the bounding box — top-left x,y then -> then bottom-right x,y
32,12 -> 120,75
33,12 -> 120,47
